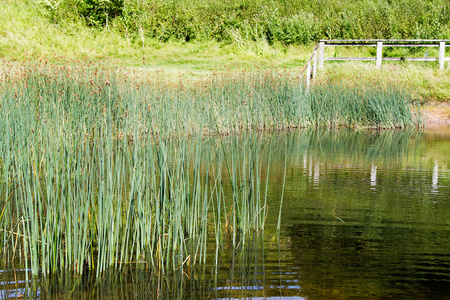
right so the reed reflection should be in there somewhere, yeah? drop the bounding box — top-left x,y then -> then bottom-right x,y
1,129 -> 449,299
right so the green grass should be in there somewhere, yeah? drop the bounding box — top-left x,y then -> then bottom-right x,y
317,62 -> 450,103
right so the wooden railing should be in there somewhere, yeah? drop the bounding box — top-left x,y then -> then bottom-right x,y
302,39 -> 450,87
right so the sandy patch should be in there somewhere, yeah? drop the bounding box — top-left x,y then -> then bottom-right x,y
422,102 -> 450,129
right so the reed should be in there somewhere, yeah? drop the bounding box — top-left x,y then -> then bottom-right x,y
0,63 -> 420,277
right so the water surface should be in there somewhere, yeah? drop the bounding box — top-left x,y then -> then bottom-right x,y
1,128 -> 449,299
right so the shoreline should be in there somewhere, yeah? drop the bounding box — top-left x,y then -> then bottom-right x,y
422,103 -> 450,130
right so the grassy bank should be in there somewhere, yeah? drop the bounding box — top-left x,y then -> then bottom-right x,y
2,0 -> 449,103
1,49 -> 449,103
318,63 -> 450,103
1,4 -> 449,103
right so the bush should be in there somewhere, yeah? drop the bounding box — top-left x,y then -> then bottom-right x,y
80,0 -> 124,27
35,0 -> 450,44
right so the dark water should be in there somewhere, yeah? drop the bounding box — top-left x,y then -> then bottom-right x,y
1,128 -> 449,299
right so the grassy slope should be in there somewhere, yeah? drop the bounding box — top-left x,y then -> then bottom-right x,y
0,1 -> 449,102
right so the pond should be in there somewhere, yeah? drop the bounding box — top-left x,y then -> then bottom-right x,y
1,128 -> 449,299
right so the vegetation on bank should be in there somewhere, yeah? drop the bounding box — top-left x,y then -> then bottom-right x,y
9,0 -> 450,45
319,63 -> 450,103
2,0 -> 449,103
1,0 -> 448,57
0,63 -> 419,131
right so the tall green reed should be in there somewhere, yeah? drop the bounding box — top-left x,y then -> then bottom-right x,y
0,64 -> 419,277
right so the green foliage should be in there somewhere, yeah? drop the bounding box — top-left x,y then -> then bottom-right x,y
31,0 -> 450,44
36,0 -> 125,26
80,0 -> 124,27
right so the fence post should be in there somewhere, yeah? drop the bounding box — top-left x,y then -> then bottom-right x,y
312,48 -> 318,79
318,41 -> 325,69
439,41 -> 446,70
376,41 -> 383,68
306,60 -> 311,89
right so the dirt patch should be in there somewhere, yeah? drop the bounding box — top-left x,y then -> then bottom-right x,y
422,102 -> 450,129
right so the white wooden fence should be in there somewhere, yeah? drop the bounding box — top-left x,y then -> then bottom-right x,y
302,39 -> 450,87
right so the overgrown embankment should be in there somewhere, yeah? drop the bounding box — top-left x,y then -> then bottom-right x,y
17,0 -> 450,44
2,0 -> 449,104
1,0 -> 449,56
0,63 -> 419,131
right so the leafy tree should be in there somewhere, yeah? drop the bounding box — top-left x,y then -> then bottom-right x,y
80,0 -> 124,27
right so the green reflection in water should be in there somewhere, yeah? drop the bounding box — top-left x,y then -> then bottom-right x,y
274,129 -> 450,300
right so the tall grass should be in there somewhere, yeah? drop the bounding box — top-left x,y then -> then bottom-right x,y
0,63 -> 419,277
319,63 -> 450,103
0,123 -> 270,278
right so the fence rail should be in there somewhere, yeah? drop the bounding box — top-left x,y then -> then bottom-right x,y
302,39 -> 450,87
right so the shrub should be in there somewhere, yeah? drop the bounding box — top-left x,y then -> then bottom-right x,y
80,0 -> 124,27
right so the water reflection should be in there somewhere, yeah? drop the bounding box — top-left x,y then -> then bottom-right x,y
276,129 -> 450,299
0,268 -> 40,299
370,163 -> 377,187
1,128 -> 449,299
432,161 -> 439,193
